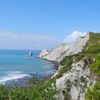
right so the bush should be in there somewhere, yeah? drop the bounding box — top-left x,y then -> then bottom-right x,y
89,54 -> 100,76
0,78 -> 57,100
85,83 -> 100,100
56,56 -> 73,78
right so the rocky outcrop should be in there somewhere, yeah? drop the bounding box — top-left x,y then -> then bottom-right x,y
39,32 -> 89,62
28,51 -> 33,56
54,61 -> 96,100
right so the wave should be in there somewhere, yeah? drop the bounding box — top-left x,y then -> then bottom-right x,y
0,71 -> 31,84
46,70 -> 55,75
44,66 -> 51,68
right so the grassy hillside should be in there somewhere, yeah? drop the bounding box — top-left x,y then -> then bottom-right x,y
85,82 -> 100,100
83,32 -> 100,76
83,32 -> 100,54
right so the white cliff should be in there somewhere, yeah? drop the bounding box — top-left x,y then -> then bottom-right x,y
39,50 -> 49,57
55,61 -> 96,100
39,32 -> 99,100
65,33 -> 89,56
39,43 -> 70,61
39,32 -> 89,62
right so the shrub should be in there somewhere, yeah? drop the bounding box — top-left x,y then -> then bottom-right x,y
85,83 -> 100,100
89,54 -> 100,76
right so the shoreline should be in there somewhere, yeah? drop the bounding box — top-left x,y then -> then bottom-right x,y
3,73 -> 53,88
0,58 -> 59,88
37,57 -> 59,70
0,58 -> 58,88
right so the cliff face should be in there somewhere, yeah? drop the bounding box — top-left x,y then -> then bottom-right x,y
39,43 -> 70,61
54,60 -> 96,100
39,49 -> 49,57
39,32 -> 100,100
39,32 -> 89,62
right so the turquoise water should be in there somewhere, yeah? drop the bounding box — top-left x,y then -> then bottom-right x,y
0,50 -> 56,84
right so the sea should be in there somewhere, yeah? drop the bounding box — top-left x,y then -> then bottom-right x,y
0,50 -> 56,85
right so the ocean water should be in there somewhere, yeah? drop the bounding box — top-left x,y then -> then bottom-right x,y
0,50 -> 56,84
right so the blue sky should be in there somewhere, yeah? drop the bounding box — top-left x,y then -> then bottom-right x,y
0,0 -> 100,49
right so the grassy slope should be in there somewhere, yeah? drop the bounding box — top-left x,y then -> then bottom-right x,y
83,32 -> 100,100
83,32 -> 100,54
83,32 -> 100,76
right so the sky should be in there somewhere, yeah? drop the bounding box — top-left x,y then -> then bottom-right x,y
0,0 -> 100,50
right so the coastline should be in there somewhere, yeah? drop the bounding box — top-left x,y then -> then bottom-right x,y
3,73 -> 52,88
0,57 -> 58,88
38,57 -> 59,70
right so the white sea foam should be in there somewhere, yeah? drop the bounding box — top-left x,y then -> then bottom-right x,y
46,70 -> 55,75
44,66 -> 50,68
0,71 -> 31,84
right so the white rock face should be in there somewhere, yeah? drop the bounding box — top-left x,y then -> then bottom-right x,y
65,33 -> 89,56
39,32 -> 89,62
55,61 -> 95,100
70,85 -> 81,100
56,61 -> 86,89
54,91 -> 64,100
39,43 -> 70,61
39,50 -> 49,57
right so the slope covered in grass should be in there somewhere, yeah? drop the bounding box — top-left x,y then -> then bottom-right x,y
83,32 -> 100,54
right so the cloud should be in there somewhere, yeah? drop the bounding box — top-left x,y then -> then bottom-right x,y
63,31 -> 87,44
0,32 -> 57,49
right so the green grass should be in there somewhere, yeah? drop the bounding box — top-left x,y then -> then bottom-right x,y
55,54 -> 86,79
55,56 -> 73,78
89,54 -> 100,76
83,32 -> 100,54
82,33 -> 100,100
0,78 -> 57,100
85,82 -> 100,100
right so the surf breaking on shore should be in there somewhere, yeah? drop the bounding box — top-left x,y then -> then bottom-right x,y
0,71 -> 31,84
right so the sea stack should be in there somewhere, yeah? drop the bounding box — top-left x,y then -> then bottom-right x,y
28,51 -> 33,56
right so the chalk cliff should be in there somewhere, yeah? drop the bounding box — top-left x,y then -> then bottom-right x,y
39,32 -> 100,100
39,32 -> 89,62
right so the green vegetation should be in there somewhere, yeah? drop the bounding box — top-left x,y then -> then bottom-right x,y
83,32 -> 100,100
85,83 -> 100,100
89,54 -> 100,76
81,32 -> 100,77
56,54 -> 86,79
0,78 -> 57,100
83,32 -> 100,54
55,56 -> 73,78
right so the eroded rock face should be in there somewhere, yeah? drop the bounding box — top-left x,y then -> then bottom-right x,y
55,61 -> 96,100
39,43 -> 70,61
39,50 -> 49,57
39,33 -> 89,62
65,33 -> 89,56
